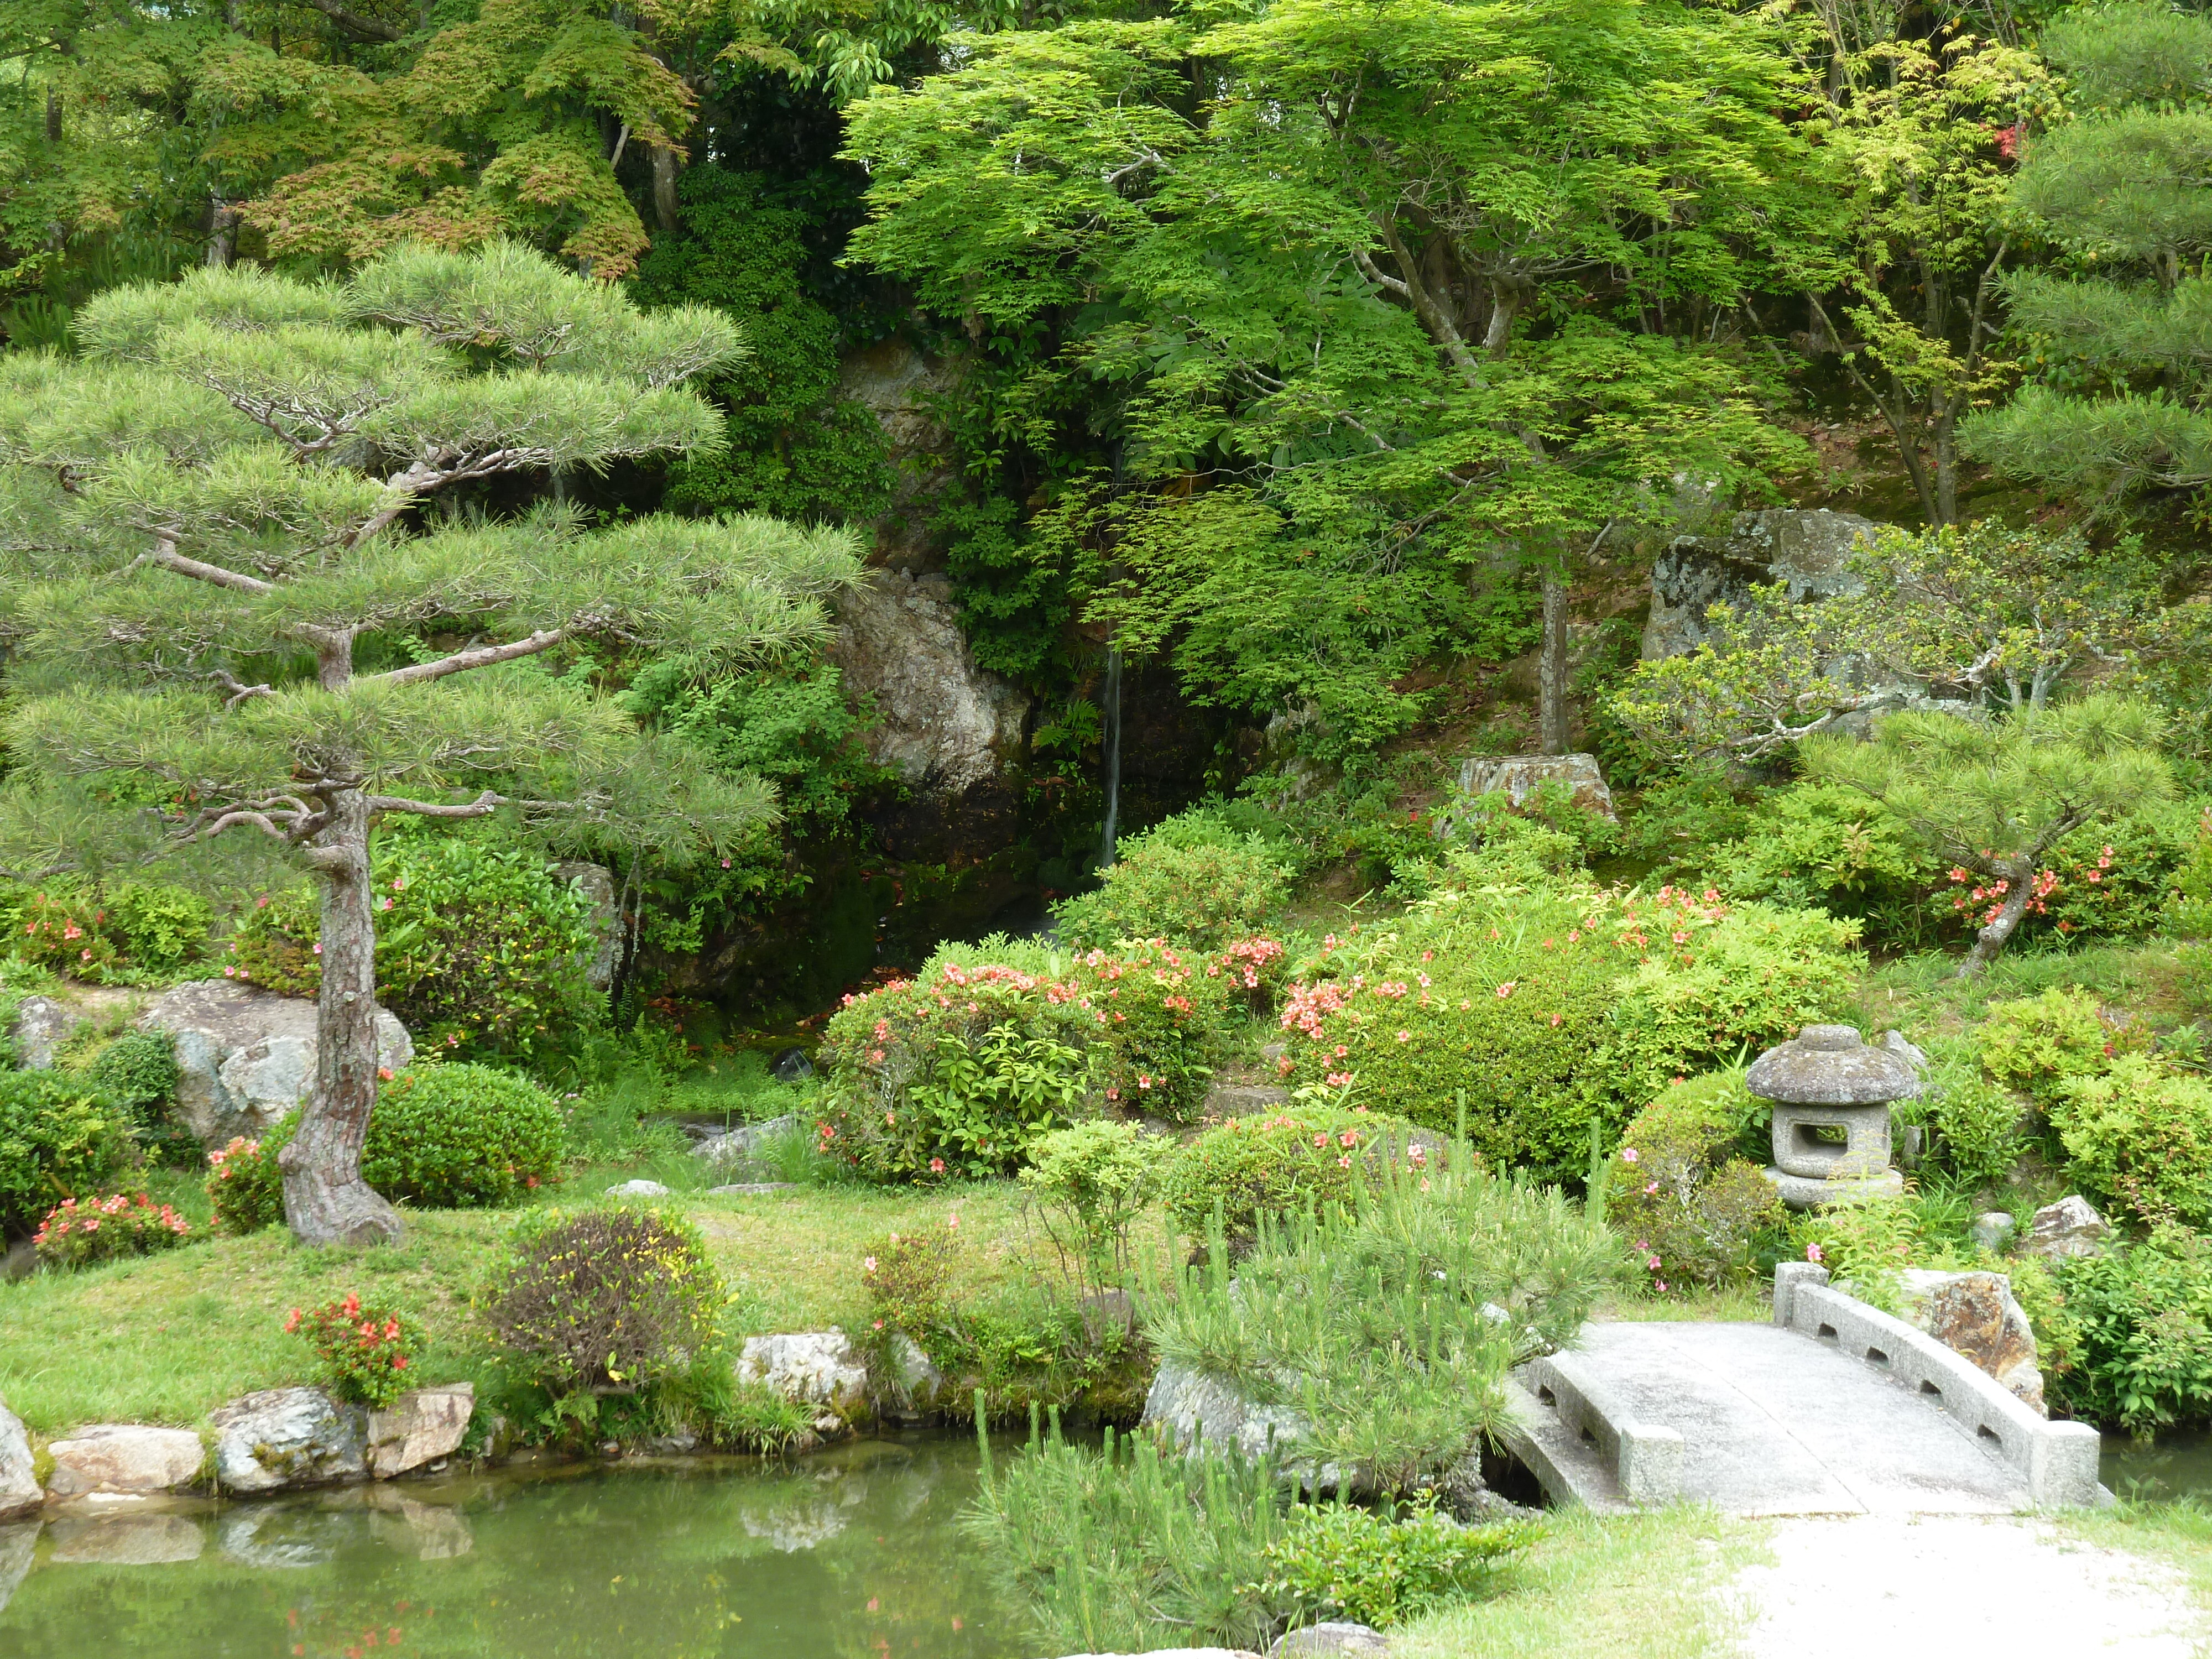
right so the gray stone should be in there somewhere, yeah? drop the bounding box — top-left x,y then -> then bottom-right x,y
696,1114 -> 797,1176
1452,753 -> 1616,821
1271,1624 -> 1391,1658
10,995 -> 82,1069
0,1521 -> 36,1613
1762,1167 -> 1905,1211
1203,1082 -> 1290,1118
771,1047 -> 815,1084
1971,1212 -> 2017,1254
1642,509 -> 1879,660
1770,1101 -> 1892,1180
0,1238 -> 34,1283
737,1333 -> 869,1420
1892,1269 -> 2045,1413
2020,1196 -> 2112,1261
1053,1651 -> 1261,1659
138,980 -> 412,1149
838,336 -> 962,567
1141,1360 -> 1341,1488
881,1333 -> 947,1411
1878,1029 -> 1929,1074
1746,1025 -> 1922,1107
603,1179 -> 671,1197
826,568 -> 1028,798
208,1387 -> 367,1494
46,1512 -> 204,1564
552,861 -> 621,993
0,1398 -> 40,1519
366,1383 -> 473,1479
706,1182 -> 797,1197
45,1425 -> 205,1496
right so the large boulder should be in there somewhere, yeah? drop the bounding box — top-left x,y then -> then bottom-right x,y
552,861 -> 622,993
838,337 -> 962,569
9,995 -> 82,1070
1892,1269 -> 2046,1413
1449,753 -> 1616,821
826,569 -> 1028,803
44,1424 -> 205,1496
737,1332 -> 870,1428
208,1387 -> 366,1494
1641,509 -> 1880,661
1142,1359 -> 1332,1478
0,1399 -> 39,1519
2020,1195 -> 2113,1261
137,980 -> 411,1147
366,1383 -> 473,1479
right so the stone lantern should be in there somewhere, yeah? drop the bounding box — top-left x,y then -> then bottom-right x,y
1746,1024 -> 1917,1209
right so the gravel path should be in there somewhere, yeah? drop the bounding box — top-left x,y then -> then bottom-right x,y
1731,1515 -> 2206,1658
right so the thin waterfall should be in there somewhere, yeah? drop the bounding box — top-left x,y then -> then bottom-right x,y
1098,644 -> 1123,871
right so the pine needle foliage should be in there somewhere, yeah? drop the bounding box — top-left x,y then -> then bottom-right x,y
1146,1163 -> 1618,1493
0,242 -> 863,1244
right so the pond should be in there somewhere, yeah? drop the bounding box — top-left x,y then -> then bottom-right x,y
2102,1428 -> 2212,1504
0,1434 -> 1035,1659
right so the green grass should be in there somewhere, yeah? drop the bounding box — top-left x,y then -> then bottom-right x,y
0,1176 -> 1088,1435
2063,1498 -> 2212,1635
1390,1505 -> 1766,1659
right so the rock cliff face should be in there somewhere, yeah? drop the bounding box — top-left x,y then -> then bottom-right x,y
1641,509 -> 1880,660
838,338 -> 962,572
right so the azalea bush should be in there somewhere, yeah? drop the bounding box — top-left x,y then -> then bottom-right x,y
287,1292 -> 427,1409
32,1191 -> 193,1267
206,1134 -> 284,1233
1076,939 -> 1233,1118
8,881 -> 213,983
1277,855 -> 1859,1180
1976,987 -> 2124,1103
1161,1099 -> 1426,1246
2049,1224 -> 2212,1434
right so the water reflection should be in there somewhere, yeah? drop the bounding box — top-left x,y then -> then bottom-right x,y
0,1434 -> 1030,1659
2101,1428 -> 2212,1503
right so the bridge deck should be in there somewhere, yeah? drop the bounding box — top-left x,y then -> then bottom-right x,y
1507,1320 -> 2034,1515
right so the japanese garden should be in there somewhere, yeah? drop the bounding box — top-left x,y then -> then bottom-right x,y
1,0 -> 2211,1654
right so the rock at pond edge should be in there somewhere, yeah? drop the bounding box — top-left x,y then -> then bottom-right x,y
0,1398 -> 40,1519
209,1387 -> 366,1494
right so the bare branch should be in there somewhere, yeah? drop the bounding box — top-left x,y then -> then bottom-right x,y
368,628 -> 566,687
152,536 -> 275,596
365,790 -> 507,818
212,670 -> 276,711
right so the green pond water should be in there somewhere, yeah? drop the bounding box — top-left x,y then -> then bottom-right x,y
0,1435 -> 1035,1659
2103,1429 -> 2212,1503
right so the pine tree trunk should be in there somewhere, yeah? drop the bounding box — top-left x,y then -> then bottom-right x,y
206,200 -> 241,269
1539,570 -> 1570,756
1956,864 -> 2036,979
651,145 -> 680,234
279,786 -> 403,1246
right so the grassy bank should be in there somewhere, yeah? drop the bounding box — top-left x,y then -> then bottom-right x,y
0,1179 -> 1082,1434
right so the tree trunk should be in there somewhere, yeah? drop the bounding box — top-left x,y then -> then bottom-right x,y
1540,570 -> 1571,756
206,199 -> 241,269
1955,863 -> 2036,979
279,786 -> 403,1246
651,144 -> 680,234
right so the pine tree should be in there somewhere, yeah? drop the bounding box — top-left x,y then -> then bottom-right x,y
1961,2 -> 2212,500
0,242 -> 863,1244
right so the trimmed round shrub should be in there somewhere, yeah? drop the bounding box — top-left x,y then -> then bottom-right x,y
206,1063 -> 567,1227
484,1207 -> 722,1392
1053,813 -> 1293,951
363,1064 -> 567,1207
1162,1102 -> 1424,1244
0,1071 -> 135,1237
1977,987 -> 2123,1103
227,836 -> 603,1065
1070,940 -> 1233,1120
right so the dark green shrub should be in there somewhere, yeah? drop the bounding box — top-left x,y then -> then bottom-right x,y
0,1070 -> 135,1236
1162,1102 -> 1418,1244
1978,988 -> 2121,1103
1699,783 -> 1940,933
1605,1072 -> 1782,1294
1254,1500 -> 1536,1628
84,1031 -> 179,1117
227,836 -> 602,1065
2051,1225 -> 2212,1434
204,1065 -> 567,1227
1053,812 -> 1293,951
2052,1055 -> 2212,1227
1926,1065 -> 2029,1193
484,1208 -> 723,1393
